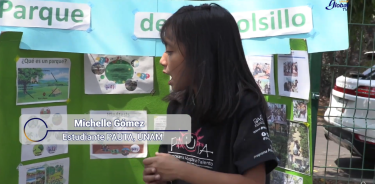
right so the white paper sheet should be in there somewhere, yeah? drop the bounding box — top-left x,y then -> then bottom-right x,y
84,54 -> 154,94
16,58 -> 71,105
21,106 -> 68,162
18,158 -> 70,184
277,50 -> 310,100
89,110 -> 148,159
293,99 -> 308,122
246,55 -> 276,95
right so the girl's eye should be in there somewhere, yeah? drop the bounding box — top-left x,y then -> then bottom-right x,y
166,51 -> 173,56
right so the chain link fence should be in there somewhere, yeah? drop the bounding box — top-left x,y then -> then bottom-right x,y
314,0 -> 375,183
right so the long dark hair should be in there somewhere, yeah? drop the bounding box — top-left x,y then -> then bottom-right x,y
160,3 -> 268,124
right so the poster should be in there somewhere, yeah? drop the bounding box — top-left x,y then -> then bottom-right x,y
16,58 -> 71,105
270,170 -> 303,184
18,158 -> 70,184
269,120 -> 310,175
21,106 -> 68,162
89,110 -> 148,159
84,54 -> 154,94
277,50 -> 310,100
293,100 -> 308,122
246,55 -> 275,95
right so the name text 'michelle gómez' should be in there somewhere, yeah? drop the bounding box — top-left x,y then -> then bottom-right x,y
74,118 -> 145,128
60,118 -> 163,142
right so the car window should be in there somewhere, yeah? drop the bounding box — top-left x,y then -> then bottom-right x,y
362,65 -> 375,76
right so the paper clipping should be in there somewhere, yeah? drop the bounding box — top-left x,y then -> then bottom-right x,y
89,110 -> 148,159
293,100 -> 308,122
246,55 -> 275,95
277,50 -> 310,100
16,58 -> 71,105
84,54 -> 154,94
21,105 -> 68,162
18,158 -> 70,184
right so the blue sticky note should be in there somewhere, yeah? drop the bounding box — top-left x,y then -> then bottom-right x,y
132,9 -> 139,15
131,35 -> 138,41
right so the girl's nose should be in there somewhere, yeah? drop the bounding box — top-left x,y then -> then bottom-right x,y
160,52 -> 168,66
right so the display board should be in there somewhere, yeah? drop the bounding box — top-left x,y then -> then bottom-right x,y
0,32 -> 169,184
266,39 -> 313,184
0,32 -> 313,183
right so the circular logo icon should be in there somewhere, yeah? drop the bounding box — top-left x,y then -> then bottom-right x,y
24,118 -> 48,143
40,108 -> 51,119
130,144 -> 140,153
52,113 -> 62,126
91,62 -> 105,75
47,145 -> 57,154
131,59 -> 139,67
125,80 -> 137,91
33,144 -> 44,156
121,148 -> 130,156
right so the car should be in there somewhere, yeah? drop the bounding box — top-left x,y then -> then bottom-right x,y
324,51 -> 375,160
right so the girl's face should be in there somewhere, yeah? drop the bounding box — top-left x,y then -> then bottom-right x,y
160,36 -> 189,92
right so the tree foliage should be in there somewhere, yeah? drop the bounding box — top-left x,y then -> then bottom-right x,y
18,68 -> 44,84
298,125 -> 309,158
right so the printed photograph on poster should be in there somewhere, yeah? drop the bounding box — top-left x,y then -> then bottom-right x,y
246,55 -> 275,95
268,121 -> 310,175
267,102 -> 287,126
84,54 -> 154,94
293,100 -> 308,122
18,158 -> 70,184
277,50 -> 310,100
270,170 -> 303,184
89,110 -> 148,159
267,102 -> 289,168
21,105 -> 68,162
16,58 -> 71,105
286,121 -> 310,175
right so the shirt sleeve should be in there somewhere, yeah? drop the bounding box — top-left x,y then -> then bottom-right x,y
233,106 -> 278,175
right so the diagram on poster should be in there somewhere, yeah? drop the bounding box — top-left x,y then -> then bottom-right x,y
18,157 -> 70,184
84,54 -> 154,94
270,170 -> 303,184
89,110 -> 148,159
246,55 -> 275,95
21,105 -> 68,162
277,50 -> 310,100
16,58 -> 71,105
269,120 -> 310,175
293,100 -> 308,122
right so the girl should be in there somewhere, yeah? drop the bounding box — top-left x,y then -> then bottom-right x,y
143,4 -> 278,184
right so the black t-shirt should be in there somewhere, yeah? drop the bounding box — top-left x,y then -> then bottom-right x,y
158,92 -> 278,184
